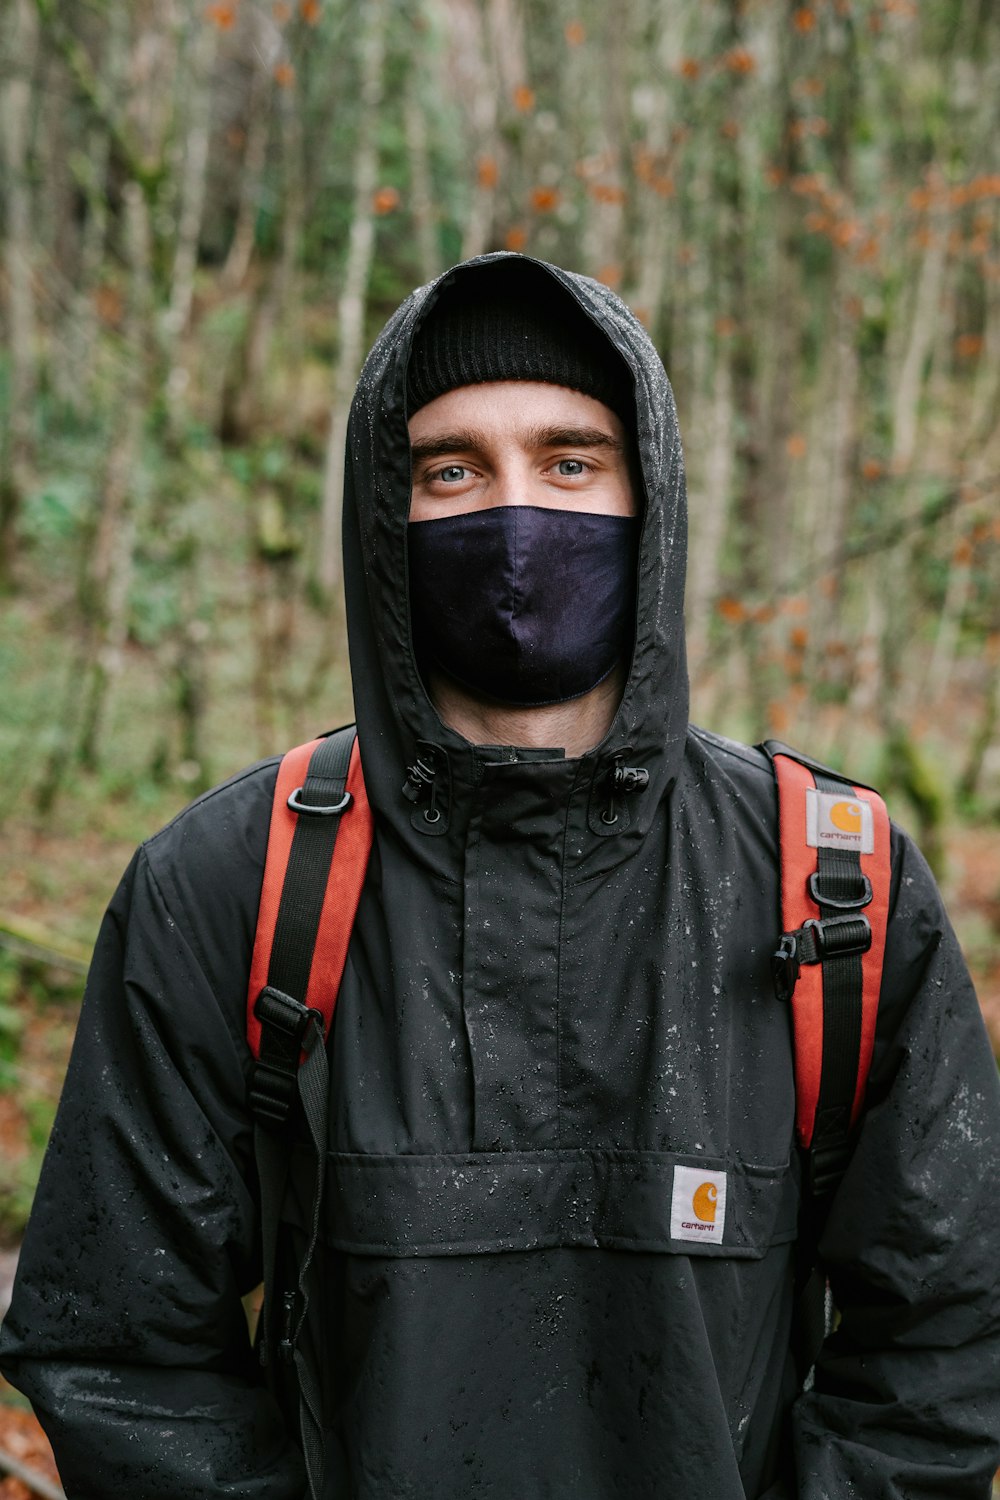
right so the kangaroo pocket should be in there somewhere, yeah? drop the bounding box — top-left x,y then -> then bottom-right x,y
283,1145 -> 798,1258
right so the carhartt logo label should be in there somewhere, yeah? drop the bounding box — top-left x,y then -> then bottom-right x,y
806,788 -> 875,854
671,1166 -> 727,1245
692,1181 -> 718,1222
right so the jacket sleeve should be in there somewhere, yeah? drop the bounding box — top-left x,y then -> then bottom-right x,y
0,841 -> 306,1499
787,829 -> 1000,1498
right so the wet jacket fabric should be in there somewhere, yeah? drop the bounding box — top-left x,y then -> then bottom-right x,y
3,254 -> 1000,1499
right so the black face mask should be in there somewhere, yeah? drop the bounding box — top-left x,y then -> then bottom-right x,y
408,505 -> 638,708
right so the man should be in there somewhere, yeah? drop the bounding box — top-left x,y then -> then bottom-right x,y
2,253 -> 999,1498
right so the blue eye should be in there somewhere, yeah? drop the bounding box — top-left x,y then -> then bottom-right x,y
557,459 -> 585,476
438,466 -> 467,483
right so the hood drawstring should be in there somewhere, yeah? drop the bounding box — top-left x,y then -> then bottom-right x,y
598,752 -> 649,830
402,741 -> 449,834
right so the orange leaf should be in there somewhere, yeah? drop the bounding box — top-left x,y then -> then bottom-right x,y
955,333 -> 983,359
206,0 -> 237,28
273,60 -> 295,87
372,185 -> 400,215
791,173 -> 822,196
678,57 -> 702,80
794,75 -> 825,97
768,701 -> 791,735
720,119 -> 741,140
723,47 -> 756,74
861,458 -> 883,480
793,7 -> 816,31
505,225 -> 528,252
94,283 -> 123,326
717,596 -> 748,624
715,315 -> 738,338
272,1 -> 290,18
597,263 -> 622,288
564,19 -> 586,45
512,84 -> 535,113
786,433 -> 808,459
477,156 -> 498,190
588,182 -> 627,205
300,0 -> 320,21
831,218 -> 861,247
789,626 -> 809,651
530,186 -> 560,213
633,147 -> 654,183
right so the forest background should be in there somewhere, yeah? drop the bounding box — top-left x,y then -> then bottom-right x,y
0,0 -> 999,1258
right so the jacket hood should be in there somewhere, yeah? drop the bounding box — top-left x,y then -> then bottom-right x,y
342,252 -> 689,869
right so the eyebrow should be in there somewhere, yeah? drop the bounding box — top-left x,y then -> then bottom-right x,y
410,424 -> 623,465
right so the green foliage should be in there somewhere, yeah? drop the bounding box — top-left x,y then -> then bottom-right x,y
18,477 -> 91,546
0,952 -> 77,1240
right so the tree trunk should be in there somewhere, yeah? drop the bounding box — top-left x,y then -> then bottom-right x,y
891,191 -> 949,472
222,14 -> 276,290
76,182 -> 152,770
0,0 -> 40,586
439,0 -> 498,261
166,18 -> 218,340
317,0 -> 389,598
687,349 -> 735,673
957,641 -> 999,807
404,49 -> 439,285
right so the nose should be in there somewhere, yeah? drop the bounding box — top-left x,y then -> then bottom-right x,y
482,453 -> 533,508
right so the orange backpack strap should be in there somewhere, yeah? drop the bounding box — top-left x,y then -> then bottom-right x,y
247,726 -> 373,1122
763,741 -> 891,1200
245,727 -> 371,1479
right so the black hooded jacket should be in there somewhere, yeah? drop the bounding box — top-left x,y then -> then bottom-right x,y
2,255 -> 999,1499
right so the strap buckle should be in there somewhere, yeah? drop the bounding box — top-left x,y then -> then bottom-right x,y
250,987 -> 325,1127
772,915 -> 872,1002
806,1136 -> 853,1199
807,871 -> 873,911
287,786 -> 352,816
772,932 -> 800,1003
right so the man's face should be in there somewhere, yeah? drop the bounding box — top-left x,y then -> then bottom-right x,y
408,381 -> 636,522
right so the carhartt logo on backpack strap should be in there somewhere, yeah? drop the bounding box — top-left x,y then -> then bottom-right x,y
806,788 -> 875,853
671,1166 -> 727,1244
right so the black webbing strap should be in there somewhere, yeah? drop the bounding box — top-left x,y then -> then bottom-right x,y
251,726 -> 356,1500
808,769 -> 870,1201
266,728 -> 356,1013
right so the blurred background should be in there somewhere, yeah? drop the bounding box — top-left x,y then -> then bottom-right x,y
0,0 -> 998,1278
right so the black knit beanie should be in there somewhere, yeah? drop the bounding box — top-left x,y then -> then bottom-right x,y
406,264 -> 633,426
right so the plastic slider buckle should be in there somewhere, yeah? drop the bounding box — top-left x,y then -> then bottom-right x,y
801,914 -> 872,962
249,1062 -> 297,1127
254,985 -> 324,1049
250,988 -> 325,1128
772,914 -> 872,1002
807,1138 -> 852,1199
772,933 -> 801,1003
